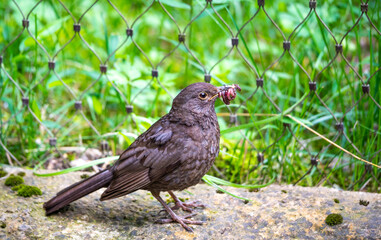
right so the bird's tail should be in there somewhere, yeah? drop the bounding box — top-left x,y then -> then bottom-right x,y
43,169 -> 113,215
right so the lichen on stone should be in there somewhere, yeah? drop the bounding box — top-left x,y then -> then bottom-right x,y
16,185 -> 42,197
325,213 -> 343,226
4,175 -> 24,187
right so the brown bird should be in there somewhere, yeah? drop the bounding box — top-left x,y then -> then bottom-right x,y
43,82 -> 240,231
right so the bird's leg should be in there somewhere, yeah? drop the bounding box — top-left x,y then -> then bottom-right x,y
151,190 -> 203,232
168,190 -> 206,213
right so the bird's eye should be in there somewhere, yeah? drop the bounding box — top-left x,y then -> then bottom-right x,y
198,92 -> 208,100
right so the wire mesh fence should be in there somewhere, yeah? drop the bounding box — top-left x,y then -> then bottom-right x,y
1,0 -> 380,191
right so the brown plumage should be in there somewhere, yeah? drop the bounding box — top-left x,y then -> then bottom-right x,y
43,82 -> 240,232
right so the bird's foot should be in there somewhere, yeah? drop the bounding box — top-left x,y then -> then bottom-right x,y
172,200 -> 206,213
152,190 -> 205,232
168,191 -> 206,213
156,213 -> 204,232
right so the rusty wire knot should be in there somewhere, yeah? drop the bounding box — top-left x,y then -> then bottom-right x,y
152,69 -> 158,78
100,141 -> 109,152
48,61 -> 55,70
73,24 -> 81,32
360,3 -> 368,13
257,153 -> 264,163
231,38 -> 239,47
256,78 -> 264,87
311,156 -> 318,166
309,82 -> 317,91
335,44 -> 343,53
75,101 -> 82,110
126,105 -> 133,114
22,97 -> 29,107
178,34 -> 185,43
309,0 -> 317,9
283,41 -> 291,51
100,65 -> 107,74
49,138 -> 57,147
126,28 -> 133,37
362,84 -> 370,95
335,122 -> 344,133
229,114 -> 237,124
22,19 -> 29,28
204,74 -> 211,83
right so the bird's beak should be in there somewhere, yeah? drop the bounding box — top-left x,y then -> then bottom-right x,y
208,87 -> 222,101
216,86 -> 223,93
208,86 -> 228,101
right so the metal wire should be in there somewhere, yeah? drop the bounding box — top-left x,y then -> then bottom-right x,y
0,0 -> 380,190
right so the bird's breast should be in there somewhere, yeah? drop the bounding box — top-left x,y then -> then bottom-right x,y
146,116 -> 220,192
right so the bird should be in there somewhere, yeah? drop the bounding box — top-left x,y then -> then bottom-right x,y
43,82 -> 240,232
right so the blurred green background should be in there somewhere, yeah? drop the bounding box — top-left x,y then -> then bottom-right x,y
0,0 -> 380,192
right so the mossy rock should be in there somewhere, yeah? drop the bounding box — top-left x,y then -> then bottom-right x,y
325,213 -> 343,226
0,169 -> 7,178
80,174 -> 89,179
17,185 -> 42,197
4,175 -> 24,187
11,184 -> 26,191
359,200 -> 369,206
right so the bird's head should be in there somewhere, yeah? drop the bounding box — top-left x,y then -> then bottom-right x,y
171,82 -> 240,115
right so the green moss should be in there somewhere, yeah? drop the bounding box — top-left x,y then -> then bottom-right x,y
17,172 -> 26,177
333,198 -> 340,203
248,188 -> 259,192
0,169 -> 7,178
4,175 -> 24,187
165,197 -> 190,204
281,190 -> 287,193
325,213 -> 343,226
0,220 -> 5,228
17,185 -> 42,197
80,174 -> 89,179
11,184 -> 26,191
359,200 -> 369,206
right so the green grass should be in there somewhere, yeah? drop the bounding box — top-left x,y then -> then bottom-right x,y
0,0 -> 380,192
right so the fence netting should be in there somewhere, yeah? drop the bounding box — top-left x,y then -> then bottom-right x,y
1,0 -> 380,191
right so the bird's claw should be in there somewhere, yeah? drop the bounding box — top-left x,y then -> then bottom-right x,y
155,213 -> 204,232
172,200 -> 206,212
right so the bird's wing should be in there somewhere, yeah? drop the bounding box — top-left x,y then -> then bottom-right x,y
100,116 -> 187,200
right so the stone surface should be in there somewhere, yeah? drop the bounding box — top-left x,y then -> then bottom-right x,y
0,166 -> 380,239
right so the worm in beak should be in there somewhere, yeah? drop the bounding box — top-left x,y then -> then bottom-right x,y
214,84 -> 241,105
